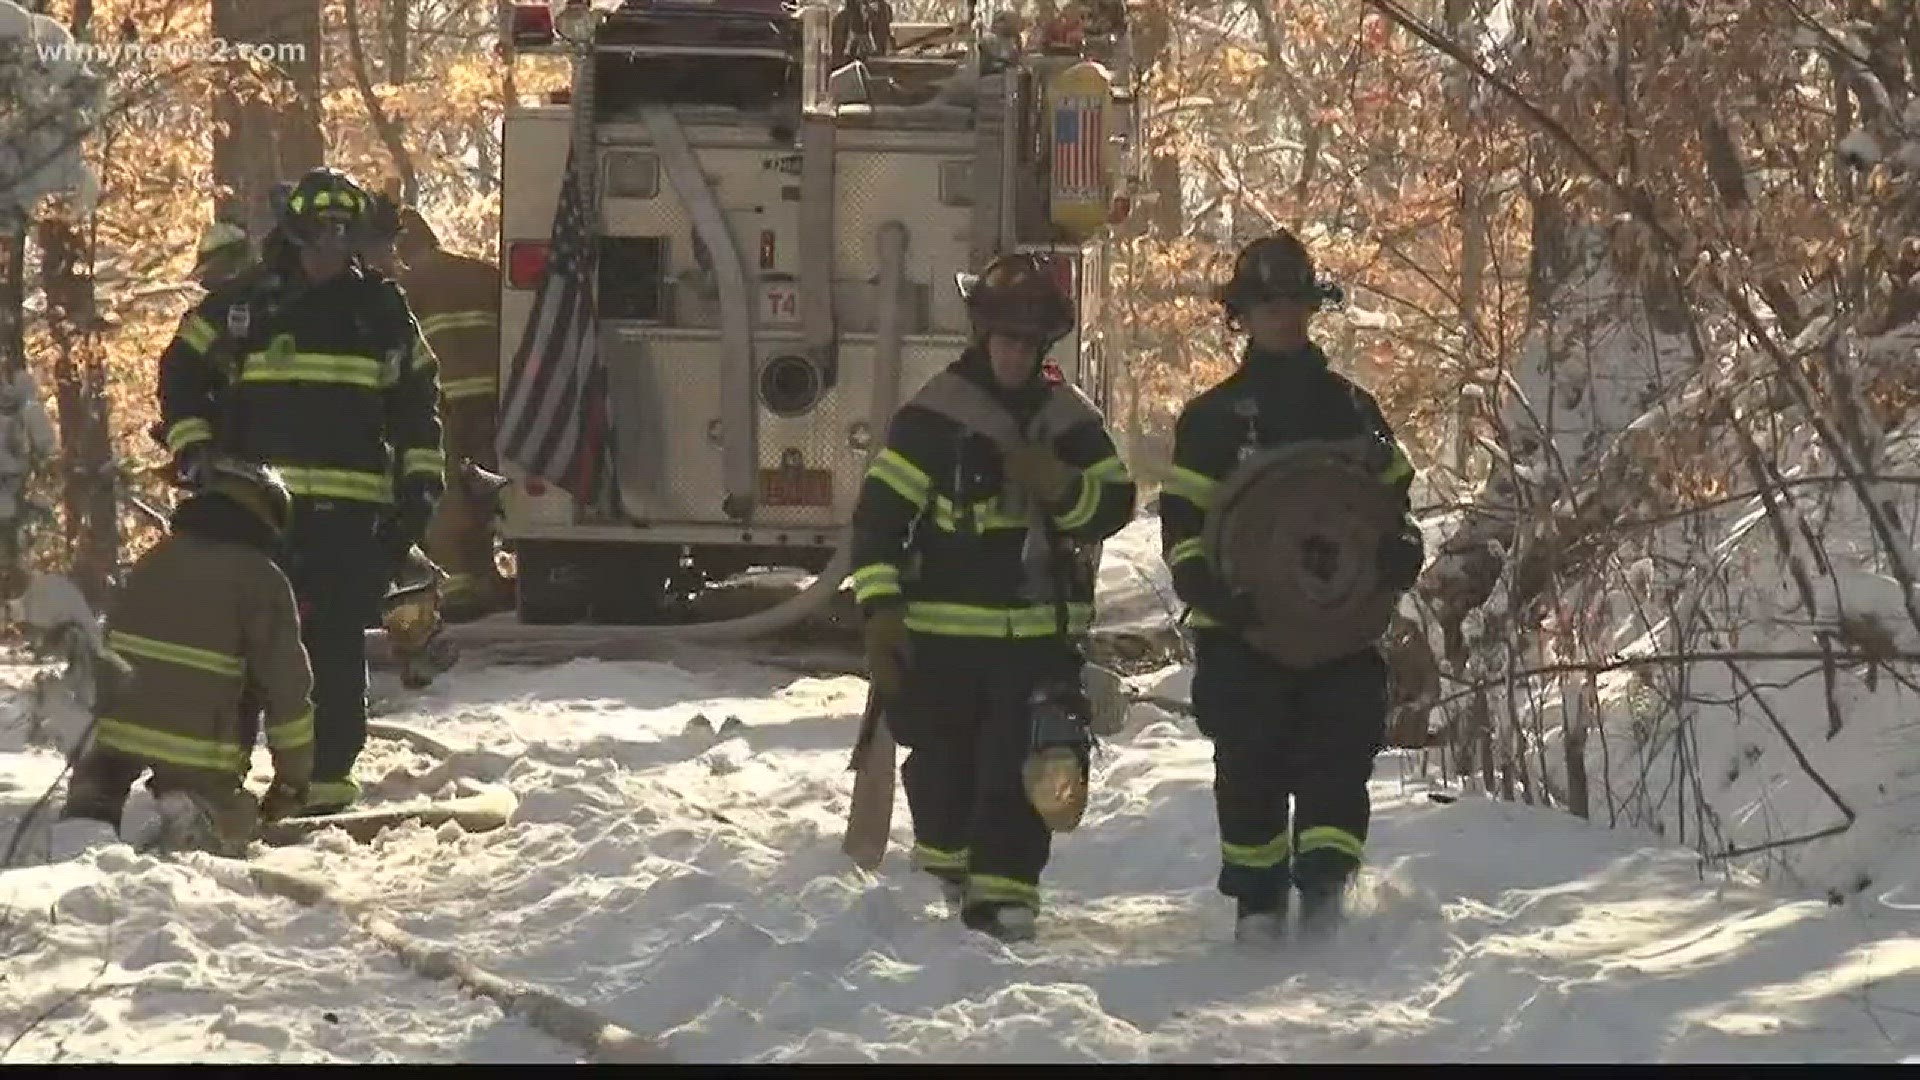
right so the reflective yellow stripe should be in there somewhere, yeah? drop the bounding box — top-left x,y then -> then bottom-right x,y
929,494 -> 1028,532
1222,835 -> 1290,869
966,874 -> 1039,907
1168,536 -> 1206,567
273,466 -> 392,503
865,449 -> 931,509
1296,825 -> 1365,862
296,187 -> 364,213
420,311 -> 497,338
166,417 -> 213,452
305,778 -> 361,809
1052,473 -> 1101,531
851,562 -> 902,604
177,314 -> 217,353
240,351 -> 386,389
1162,465 -> 1217,509
442,376 -> 497,401
96,719 -> 249,772
106,630 -> 244,677
903,600 -> 1093,639
1187,608 -> 1222,629
266,707 -> 314,751
1380,443 -> 1414,486
1085,455 -> 1131,485
403,448 -> 446,476
911,843 -> 969,872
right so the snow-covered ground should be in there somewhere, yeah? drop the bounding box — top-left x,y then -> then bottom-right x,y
1,516 -> 1916,1063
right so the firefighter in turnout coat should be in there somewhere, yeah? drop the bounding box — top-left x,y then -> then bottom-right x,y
60,458 -> 314,853
155,167 -> 445,815
365,195 -> 510,621
850,253 -> 1137,942
1160,232 -> 1424,944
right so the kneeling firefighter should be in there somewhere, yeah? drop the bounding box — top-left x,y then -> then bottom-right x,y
849,252 -> 1138,942
1160,231 -> 1424,945
60,457 -> 315,854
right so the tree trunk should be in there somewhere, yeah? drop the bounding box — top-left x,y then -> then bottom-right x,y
1446,0 -> 1489,478
0,219 -> 22,380
346,0 -> 418,204
212,0 -> 326,240
386,0 -> 409,85
36,204 -> 117,606
1562,673 -> 1592,819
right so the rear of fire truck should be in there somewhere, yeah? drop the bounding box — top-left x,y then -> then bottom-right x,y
495,0 -> 1139,625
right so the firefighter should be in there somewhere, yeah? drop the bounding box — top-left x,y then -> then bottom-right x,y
364,192 -> 510,622
60,456 -> 313,853
1159,231 -> 1423,945
850,252 -> 1137,942
155,166 -> 444,815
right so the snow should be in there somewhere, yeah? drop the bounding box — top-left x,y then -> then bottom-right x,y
1,517 -> 1917,1063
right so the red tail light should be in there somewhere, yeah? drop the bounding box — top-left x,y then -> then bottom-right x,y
511,4 -> 556,47
507,241 -> 550,289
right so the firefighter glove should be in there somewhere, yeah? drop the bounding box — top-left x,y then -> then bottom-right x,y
1378,525 -> 1425,593
393,473 -> 443,546
259,780 -> 308,822
1001,439 -> 1077,505
863,602 -> 910,705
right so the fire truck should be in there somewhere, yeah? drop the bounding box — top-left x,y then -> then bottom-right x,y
495,0 -> 1140,626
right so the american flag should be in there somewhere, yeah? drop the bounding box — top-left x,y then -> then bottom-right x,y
1053,98 -> 1105,199
497,143 -> 619,515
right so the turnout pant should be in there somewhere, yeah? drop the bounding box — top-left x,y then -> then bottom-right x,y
279,500 -> 390,806
889,634 -> 1079,914
424,480 -> 508,622
62,743 -> 259,846
1190,630 -> 1388,907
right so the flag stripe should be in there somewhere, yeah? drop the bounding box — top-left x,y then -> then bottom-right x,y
1053,96 -> 1104,197
497,142 -> 619,515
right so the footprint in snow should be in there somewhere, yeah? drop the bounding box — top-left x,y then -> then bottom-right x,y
681,714 -> 747,747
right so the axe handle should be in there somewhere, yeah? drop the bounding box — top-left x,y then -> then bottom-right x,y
848,690 -> 884,770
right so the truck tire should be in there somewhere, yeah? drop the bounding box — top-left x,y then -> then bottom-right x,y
514,541 -> 595,625
589,543 -> 679,625
514,541 -> 680,626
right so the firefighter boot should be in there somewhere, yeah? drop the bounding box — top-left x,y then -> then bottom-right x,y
961,901 -> 1038,943
1296,883 -> 1346,941
1234,893 -> 1290,948
144,791 -> 220,854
